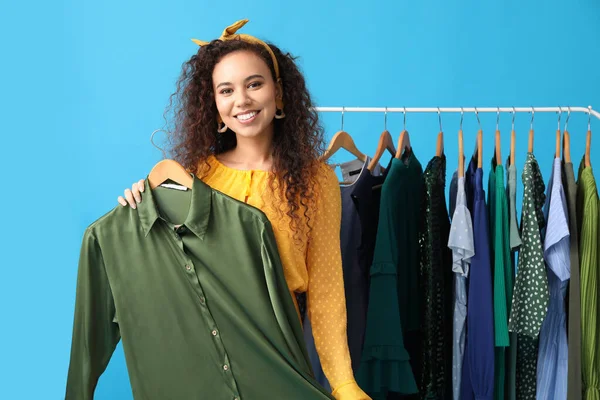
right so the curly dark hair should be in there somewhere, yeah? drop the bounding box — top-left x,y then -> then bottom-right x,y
163,38 -> 327,237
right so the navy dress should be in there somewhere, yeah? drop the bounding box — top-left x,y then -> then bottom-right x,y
461,157 -> 495,400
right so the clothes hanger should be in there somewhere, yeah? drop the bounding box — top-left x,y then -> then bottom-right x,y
495,107 -> 502,166
510,108 -> 516,166
458,108 -> 464,178
436,108 -> 444,157
395,108 -> 412,159
148,129 -> 193,190
563,129 -> 572,164
476,108 -> 483,168
528,108 -> 534,153
368,107 -> 396,172
321,107 -> 368,163
586,107 -> 592,167
555,109 -> 562,158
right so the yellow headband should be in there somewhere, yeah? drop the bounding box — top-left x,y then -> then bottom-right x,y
191,19 -> 280,81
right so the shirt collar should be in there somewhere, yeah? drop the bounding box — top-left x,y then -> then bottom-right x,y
138,174 -> 212,239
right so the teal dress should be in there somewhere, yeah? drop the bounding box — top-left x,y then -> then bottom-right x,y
357,152 -> 421,399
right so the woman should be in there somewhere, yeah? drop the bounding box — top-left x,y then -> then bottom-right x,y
117,19 -> 370,400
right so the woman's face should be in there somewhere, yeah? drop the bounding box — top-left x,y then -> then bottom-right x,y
212,50 -> 281,140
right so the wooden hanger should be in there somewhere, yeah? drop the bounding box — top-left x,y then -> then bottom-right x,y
148,129 -> 193,189
509,109 -> 516,166
562,130 -> 571,164
458,129 -> 464,178
395,130 -> 411,159
368,130 -> 396,172
494,110 -> 501,165
148,159 -> 193,189
435,110 -> 444,157
555,129 -> 561,158
528,109 -> 535,153
321,130 -> 367,163
395,110 -> 411,159
436,132 -> 444,157
585,129 -> 592,167
477,130 -> 483,169
510,129 -> 516,166
495,130 -> 502,166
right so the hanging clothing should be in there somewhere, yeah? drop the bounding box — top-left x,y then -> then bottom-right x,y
562,160 -> 582,400
448,172 -> 474,400
576,161 -> 600,400
489,159 -> 512,400
340,157 -> 384,373
357,152 -> 420,399
65,176 -> 333,400
303,157 -> 386,392
461,157 -> 495,400
536,158 -> 570,400
509,152 -> 548,400
505,159 -> 521,400
418,155 -> 453,399
200,156 -> 367,399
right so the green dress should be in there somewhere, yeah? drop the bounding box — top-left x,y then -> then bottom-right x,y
357,153 -> 421,399
489,160 -> 512,400
576,161 -> 600,400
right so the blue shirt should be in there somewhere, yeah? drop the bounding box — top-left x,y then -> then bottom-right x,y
536,158 -> 570,400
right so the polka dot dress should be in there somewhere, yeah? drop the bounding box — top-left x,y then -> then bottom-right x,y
508,152 -> 549,399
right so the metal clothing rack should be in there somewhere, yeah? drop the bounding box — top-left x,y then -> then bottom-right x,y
314,106 -> 599,120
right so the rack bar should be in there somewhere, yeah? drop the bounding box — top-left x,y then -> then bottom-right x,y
313,106 -> 600,120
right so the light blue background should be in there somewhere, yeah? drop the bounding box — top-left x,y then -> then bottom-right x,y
1,1 -> 599,398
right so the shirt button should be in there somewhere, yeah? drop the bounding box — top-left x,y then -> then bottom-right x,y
223,364 -> 229,371
212,330 -> 218,336
185,264 -> 191,271
200,296 -> 206,304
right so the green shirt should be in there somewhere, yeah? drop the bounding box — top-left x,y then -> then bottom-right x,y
576,163 -> 600,399
65,175 -> 333,400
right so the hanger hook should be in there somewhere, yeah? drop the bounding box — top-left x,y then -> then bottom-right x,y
341,106 -> 345,131
150,129 -> 168,159
437,107 -> 443,132
557,107 -> 562,131
589,105 -> 592,131
512,107 -> 516,131
565,107 -> 571,132
403,107 -> 407,131
384,107 -> 388,130
460,107 -> 464,131
475,107 -> 481,130
530,107 -> 535,130
496,107 -> 500,131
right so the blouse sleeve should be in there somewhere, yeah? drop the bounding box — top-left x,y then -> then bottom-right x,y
306,165 -> 371,400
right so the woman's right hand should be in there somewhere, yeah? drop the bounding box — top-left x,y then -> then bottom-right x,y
118,179 -> 146,209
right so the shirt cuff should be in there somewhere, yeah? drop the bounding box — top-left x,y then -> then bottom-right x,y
331,380 -> 372,400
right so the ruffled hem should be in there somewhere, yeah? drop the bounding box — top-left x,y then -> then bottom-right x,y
356,359 -> 418,395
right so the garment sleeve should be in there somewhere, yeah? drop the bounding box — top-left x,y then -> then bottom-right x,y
65,228 -> 120,400
306,166 -> 371,400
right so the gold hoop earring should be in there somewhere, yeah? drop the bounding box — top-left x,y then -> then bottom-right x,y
217,121 -> 228,133
274,108 -> 285,119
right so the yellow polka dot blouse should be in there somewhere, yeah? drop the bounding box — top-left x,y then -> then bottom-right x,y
198,155 -> 370,400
